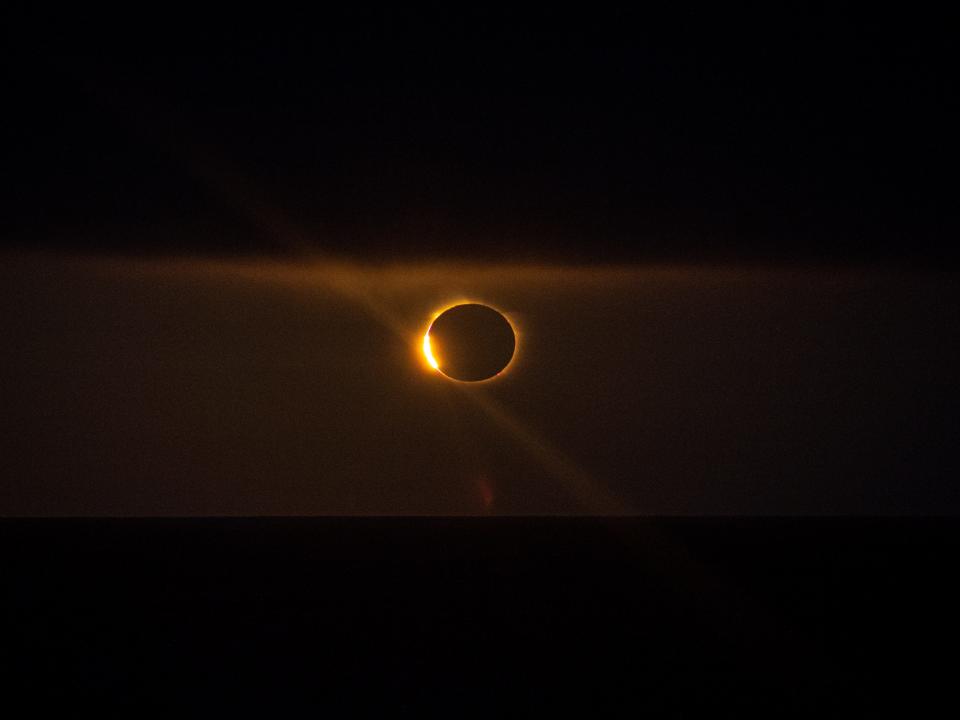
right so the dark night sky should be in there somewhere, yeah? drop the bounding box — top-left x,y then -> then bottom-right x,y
1,8 -> 957,515
3,7 -> 955,263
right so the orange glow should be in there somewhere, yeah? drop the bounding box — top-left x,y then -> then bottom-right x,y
423,331 -> 439,370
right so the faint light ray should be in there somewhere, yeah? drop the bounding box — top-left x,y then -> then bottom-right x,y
456,387 -> 632,516
316,264 -> 422,343
125,256 -> 417,345
48,52 -> 320,257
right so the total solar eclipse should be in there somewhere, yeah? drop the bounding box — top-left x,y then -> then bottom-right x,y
423,303 -> 516,382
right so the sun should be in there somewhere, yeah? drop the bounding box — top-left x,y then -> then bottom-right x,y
420,303 -> 516,382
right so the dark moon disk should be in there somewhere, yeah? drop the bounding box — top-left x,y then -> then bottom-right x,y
427,304 -> 516,382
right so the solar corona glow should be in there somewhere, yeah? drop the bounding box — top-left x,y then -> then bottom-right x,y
423,303 -> 516,382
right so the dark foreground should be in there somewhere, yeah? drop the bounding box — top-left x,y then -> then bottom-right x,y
1,518 -> 956,713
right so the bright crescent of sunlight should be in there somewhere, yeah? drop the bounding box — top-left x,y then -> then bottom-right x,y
423,332 -> 439,370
